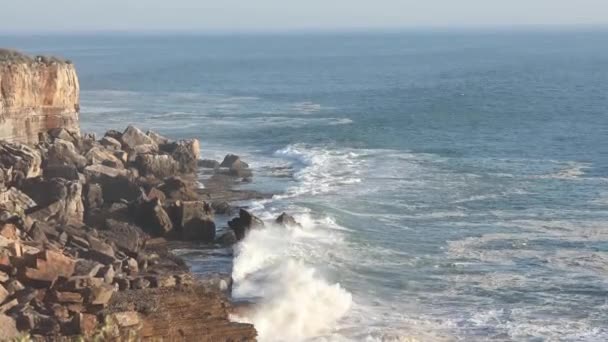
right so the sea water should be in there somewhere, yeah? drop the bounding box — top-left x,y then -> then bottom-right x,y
4,30 -> 608,341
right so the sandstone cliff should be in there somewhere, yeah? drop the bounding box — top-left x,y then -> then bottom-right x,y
0,49 -> 80,144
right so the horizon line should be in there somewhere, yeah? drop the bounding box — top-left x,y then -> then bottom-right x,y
1,23 -> 608,36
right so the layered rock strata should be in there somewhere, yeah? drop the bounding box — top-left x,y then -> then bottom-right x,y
0,49 -> 80,144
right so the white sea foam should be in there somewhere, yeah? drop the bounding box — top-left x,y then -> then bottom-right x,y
231,218 -> 353,341
273,144 -> 362,198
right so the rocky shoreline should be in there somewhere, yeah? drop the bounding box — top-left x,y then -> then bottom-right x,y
0,122 -> 293,340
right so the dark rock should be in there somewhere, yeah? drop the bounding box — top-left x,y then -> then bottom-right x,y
216,231 -> 237,246
133,198 -> 173,237
48,128 -> 77,144
146,187 -> 166,202
100,219 -> 145,255
219,154 -> 244,168
218,154 -> 252,178
104,129 -> 123,141
43,164 -> 79,180
83,237 -> 115,265
228,209 -> 264,241
275,212 -> 301,227
198,159 -> 220,169
131,277 -> 150,290
83,183 -> 103,212
211,201 -> 233,215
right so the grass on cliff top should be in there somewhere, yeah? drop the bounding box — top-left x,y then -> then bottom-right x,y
0,48 -> 71,64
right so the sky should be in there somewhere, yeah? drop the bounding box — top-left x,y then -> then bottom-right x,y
1,0 -> 607,33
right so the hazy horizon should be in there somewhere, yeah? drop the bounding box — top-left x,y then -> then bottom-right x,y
1,0 -> 607,33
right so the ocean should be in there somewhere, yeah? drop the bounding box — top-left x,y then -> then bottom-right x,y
3,30 -> 608,341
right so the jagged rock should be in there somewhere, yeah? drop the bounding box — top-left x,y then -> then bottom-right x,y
53,291 -> 83,304
100,136 -> 122,150
146,187 -> 166,202
87,283 -> 115,306
169,201 -> 215,241
76,312 -> 98,336
121,125 -> 157,150
275,212 -> 301,227
159,139 -> 201,173
73,259 -> 103,278
22,178 -> 84,223
43,164 -> 79,180
228,209 -> 264,241
135,154 -> 179,179
83,183 -> 103,212
104,130 -> 123,141
133,198 -> 173,237
83,237 -> 115,265
0,141 -> 42,181
0,187 -> 36,215
219,154 -> 252,178
0,223 -> 18,240
46,139 -> 87,169
83,163 -> 128,180
158,176 -> 198,201
147,130 -> 170,145
100,219 -> 145,255
0,314 -> 19,340
48,128 -> 78,144
0,283 -> 8,303
85,146 -> 124,168
84,165 -> 141,203
22,250 -> 76,287
198,159 -> 220,169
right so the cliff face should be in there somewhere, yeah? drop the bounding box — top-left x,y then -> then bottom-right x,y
0,49 -> 80,144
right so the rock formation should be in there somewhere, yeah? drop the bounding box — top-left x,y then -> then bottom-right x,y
0,49 -> 80,144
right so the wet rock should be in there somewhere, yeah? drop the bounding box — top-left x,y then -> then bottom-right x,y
135,154 -> 179,178
219,154 -> 252,178
199,273 -> 233,294
228,209 -> 265,241
170,201 -> 215,241
198,159 -> 220,169
275,212 -> 301,227
216,231 -> 237,246
121,125 -> 157,150
211,201 -> 233,215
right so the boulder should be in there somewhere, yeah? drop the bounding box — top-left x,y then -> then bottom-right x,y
46,139 -> 87,169
85,146 -> 124,168
160,139 -> 201,173
0,141 -> 42,181
121,125 -> 157,150
211,201 -> 233,215
147,130 -> 170,145
275,212 -> 301,227
101,219 -> 145,255
216,231 -> 237,246
99,136 -> 122,150
48,128 -> 78,144
0,314 -> 19,340
42,164 -> 79,180
0,187 -> 36,215
135,154 -> 179,178
22,250 -> 76,287
133,198 -> 173,237
173,201 -> 216,242
158,176 -> 198,201
83,164 -> 128,180
219,154 -> 252,178
84,165 -> 141,203
198,159 -> 220,169
228,209 -> 264,241
22,178 -> 84,223
83,183 -> 103,212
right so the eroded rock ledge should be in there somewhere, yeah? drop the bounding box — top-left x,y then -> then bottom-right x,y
0,126 -> 259,341
0,49 -> 80,144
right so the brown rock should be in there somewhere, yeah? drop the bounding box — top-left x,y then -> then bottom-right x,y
0,223 -> 18,240
0,141 -> 42,180
53,291 -> 83,304
87,283 -> 115,306
159,139 -> 201,173
121,125 -> 157,150
46,139 -> 87,169
0,284 -> 8,303
85,146 -> 124,168
158,176 -> 198,201
77,313 -> 98,336
109,311 -> 140,328
100,136 -> 122,150
135,154 -> 179,178
146,130 -> 170,145
23,250 -> 76,286
0,314 -> 19,340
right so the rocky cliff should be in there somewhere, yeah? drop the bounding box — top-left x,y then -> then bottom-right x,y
0,49 -> 80,144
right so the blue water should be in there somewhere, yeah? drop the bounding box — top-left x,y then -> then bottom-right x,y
4,30 -> 608,341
